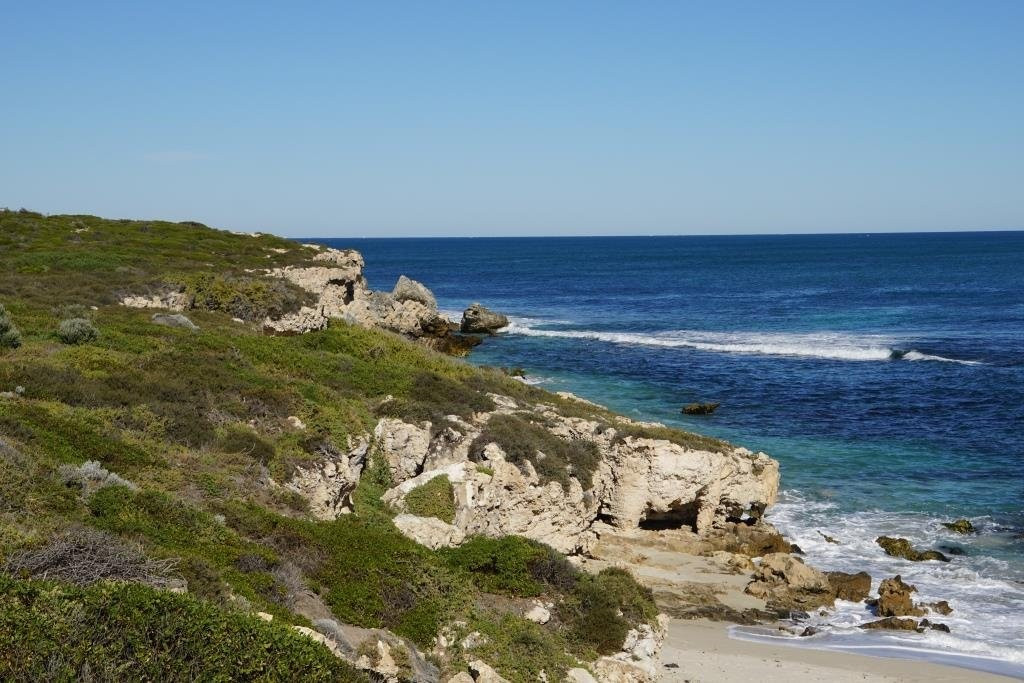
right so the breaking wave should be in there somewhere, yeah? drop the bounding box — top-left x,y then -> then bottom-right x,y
504,322 -> 981,364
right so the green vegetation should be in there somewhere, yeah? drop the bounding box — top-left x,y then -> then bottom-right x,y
611,420 -> 731,454
185,271 -> 314,321
441,535 -> 576,597
0,574 -> 366,682
470,413 -> 601,489
0,210 -> 676,680
405,474 -> 457,523
0,304 -> 21,349
57,316 -> 100,344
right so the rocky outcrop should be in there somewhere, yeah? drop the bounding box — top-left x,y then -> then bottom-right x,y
265,247 -> 454,341
860,616 -> 920,631
262,306 -> 329,334
593,616 -> 669,683
873,575 -> 925,617
121,288 -> 191,311
942,519 -> 976,534
393,514 -> 465,550
460,304 -> 508,333
682,402 -> 719,415
375,401 -> 779,556
151,313 -> 198,330
826,571 -> 871,602
374,418 -> 432,484
744,553 -> 835,610
600,436 -> 778,536
393,275 -> 437,309
876,536 -> 950,562
285,441 -> 367,519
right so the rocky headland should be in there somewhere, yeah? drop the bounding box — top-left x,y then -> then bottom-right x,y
0,212 -> 991,682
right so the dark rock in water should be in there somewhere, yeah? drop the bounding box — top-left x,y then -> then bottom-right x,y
502,367 -> 527,378
927,600 -> 954,616
800,626 -> 820,637
942,519 -> 975,534
151,313 -> 198,330
664,663 -> 679,669
861,616 -> 920,631
827,571 -> 872,602
876,536 -> 951,562
683,402 -> 720,415
920,618 -> 951,633
936,543 -> 967,556
789,543 -> 805,554
460,303 -> 509,333
818,531 -> 840,544
876,575 -> 925,617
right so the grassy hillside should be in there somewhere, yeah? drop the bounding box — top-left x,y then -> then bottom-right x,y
0,209 -> 671,681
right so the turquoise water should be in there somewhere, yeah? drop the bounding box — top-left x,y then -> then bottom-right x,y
316,232 -> 1024,676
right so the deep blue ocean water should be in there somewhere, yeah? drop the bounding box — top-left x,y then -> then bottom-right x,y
314,232 -> 1024,676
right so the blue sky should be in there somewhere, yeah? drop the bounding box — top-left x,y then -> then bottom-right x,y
2,1 -> 1022,236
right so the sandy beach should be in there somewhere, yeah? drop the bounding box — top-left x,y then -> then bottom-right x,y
661,619 -> 1017,682
582,526 -> 1018,682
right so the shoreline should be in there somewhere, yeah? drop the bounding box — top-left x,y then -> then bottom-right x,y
663,619 -> 1019,682
581,525 -> 1021,682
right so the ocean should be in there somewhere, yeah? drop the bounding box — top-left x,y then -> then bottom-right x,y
313,232 -> 1024,678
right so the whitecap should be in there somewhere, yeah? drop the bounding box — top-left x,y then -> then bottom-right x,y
502,324 -> 982,364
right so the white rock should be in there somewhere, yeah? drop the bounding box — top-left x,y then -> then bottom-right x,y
524,602 -> 551,624
285,441 -> 367,519
287,415 -> 306,430
393,514 -> 465,550
469,660 -> 511,683
566,668 -> 599,683
374,418 -> 432,484
263,306 -> 328,334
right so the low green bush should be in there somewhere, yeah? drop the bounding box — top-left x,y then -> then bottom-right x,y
558,567 -> 659,656
0,575 -> 366,681
440,535 -> 578,597
217,424 -> 276,464
611,421 -> 730,454
467,613 -> 575,681
57,317 -> 99,344
0,304 -> 21,349
184,272 -> 312,321
469,413 -> 601,489
404,475 -> 456,523
376,371 -> 495,433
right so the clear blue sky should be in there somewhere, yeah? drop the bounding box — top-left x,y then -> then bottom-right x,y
2,1 -> 1022,236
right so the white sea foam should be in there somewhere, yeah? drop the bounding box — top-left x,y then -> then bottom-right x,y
757,491 -> 1024,676
503,322 -> 982,364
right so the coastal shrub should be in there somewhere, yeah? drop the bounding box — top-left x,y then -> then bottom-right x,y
611,421 -> 731,454
558,567 -> 658,655
3,527 -> 179,588
217,424 -> 276,464
0,304 -> 21,348
467,613 -> 575,681
0,575 -> 366,681
184,272 -> 312,321
57,459 -> 137,496
219,502 -> 467,647
469,413 -> 601,489
404,474 -> 456,523
377,371 -> 495,432
57,317 -> 99,344
440,535 -> 578,597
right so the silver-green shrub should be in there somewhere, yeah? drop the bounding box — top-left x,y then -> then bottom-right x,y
0,305 -> 21,349
57,317 -> 99,345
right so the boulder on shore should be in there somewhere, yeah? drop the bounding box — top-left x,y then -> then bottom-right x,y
392,275 -> 437,309
682,402 -> 720,415
826,571 -> 871,602
876,536 -> 950,562
875,575 -> 925,617
460,303 -> 508,333
860,616 -> 920,631
744,553 -> 835,610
